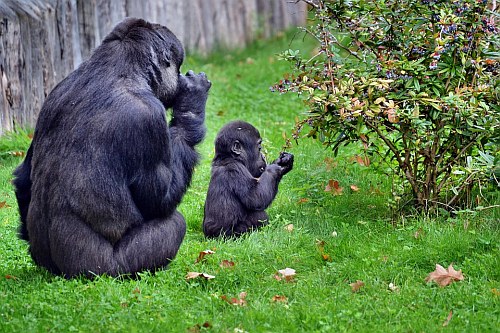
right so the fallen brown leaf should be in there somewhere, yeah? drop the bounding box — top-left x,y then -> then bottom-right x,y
271,295 -> 288,303
221,292 -> 247,306
188,321 -> 212,333
369,185 -> 383,195
316,239 -> 332,262
186,272 -> 215,280
297,198 -> 309,204
284,224 -> 294,232
414,227 -> 424,239
321,254 -> 332,261
350,185 -> 360,192
349,280 -> 365,293
219,260 -> 235,268
442,310 -> 453,327
323,157 -> 338,171
195,249 -> 215,263
275,268 -> 296,282
0,201 -> 9,209
425,264 -> 464,287
10,151 -> 25,157
325,179 -> 343,195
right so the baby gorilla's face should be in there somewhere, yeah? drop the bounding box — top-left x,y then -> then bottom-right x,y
248,138 -> 267,178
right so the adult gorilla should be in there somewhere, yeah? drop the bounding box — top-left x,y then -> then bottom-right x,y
12,18 -> 211,278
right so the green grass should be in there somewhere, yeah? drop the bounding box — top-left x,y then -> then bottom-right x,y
1,31 -> 499,333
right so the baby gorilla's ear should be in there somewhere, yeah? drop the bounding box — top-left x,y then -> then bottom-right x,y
231,140 -> 242,155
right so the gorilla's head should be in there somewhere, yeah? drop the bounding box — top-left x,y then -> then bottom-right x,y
101,18 -> 185,108
214,121 -> 267,178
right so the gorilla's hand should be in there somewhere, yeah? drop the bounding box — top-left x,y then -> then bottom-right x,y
274,152 -> 294,175
173,70 -> 211,117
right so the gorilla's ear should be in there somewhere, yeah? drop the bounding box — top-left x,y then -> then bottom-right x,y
231,140 -> 242,155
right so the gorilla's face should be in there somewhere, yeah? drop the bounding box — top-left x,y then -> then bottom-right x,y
151,25 -> 185,108
156,65 -> 180,108
214,121 -> 267,178
247,137 -> 267,178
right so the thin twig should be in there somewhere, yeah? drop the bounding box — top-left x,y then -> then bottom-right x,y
294,0 -> 320,9
477,204 -> 500,211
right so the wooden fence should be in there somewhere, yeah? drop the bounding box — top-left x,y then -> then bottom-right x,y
0,0 -> 307,135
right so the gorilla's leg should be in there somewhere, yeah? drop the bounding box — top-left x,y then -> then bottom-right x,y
49,211 -> 186,277
232,211 -> 269,236
116,211 -> 186,274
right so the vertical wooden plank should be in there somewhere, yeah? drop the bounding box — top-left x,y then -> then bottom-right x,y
96,0 -> 126,43
0,19 -> 21,132
287,1 -> 308,26
77,0 -> 98,61
256,0 -> 272,38
164,0 -> 185,45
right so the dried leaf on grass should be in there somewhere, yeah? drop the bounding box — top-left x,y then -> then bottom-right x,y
349,280 -> 365,293
442,310 -> 453,327
195,249 -> 215,263
219,260 -> 235,268
221,292 -> 247,306
274,268 -> 296,282
325,179 -> 343,195
425,264 -> 464,287
316,239 -> 332,261
323,157 -> 338,171
414,227 -> 424,239
188,322 -> 212,332
186,272 -> 215,280
271,295 -> 288,303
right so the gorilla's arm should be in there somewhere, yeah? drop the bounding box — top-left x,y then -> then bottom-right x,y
128,72 -> 209,220
232,164 -> 283,211
170,71 -> 210,146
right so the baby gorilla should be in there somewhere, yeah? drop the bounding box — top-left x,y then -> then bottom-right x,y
203,121 -> 294,238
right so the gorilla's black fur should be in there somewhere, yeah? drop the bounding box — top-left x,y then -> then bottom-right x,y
12,18 -> 211,278
203,121 -> 293,238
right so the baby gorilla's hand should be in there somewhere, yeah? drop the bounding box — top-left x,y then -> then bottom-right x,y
275,152 -> 294,175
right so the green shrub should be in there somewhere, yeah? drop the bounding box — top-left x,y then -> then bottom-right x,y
274,0 -> 499,212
